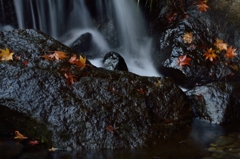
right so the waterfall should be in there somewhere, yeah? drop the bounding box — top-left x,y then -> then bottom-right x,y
96,0 -> 159,76
3,0 -> 160,76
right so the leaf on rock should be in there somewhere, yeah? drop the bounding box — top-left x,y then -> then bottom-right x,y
225,46 -> 237,59
177,55 -> 191,67
14,130 -> 28,140
155,80 -> 163,87
136,88 -> 147,95
48,147 -> 59,151
203,48 -> 217,62
0,48 -> 14,61
69,54 -> 86,69
53,51 -> 68,60
64,72 -> 77,86
106,125 -> 118,133
69,54 -> 78,64
197,2 -> 209,12
214,38 -> 228,51
24,60 -> 28,66
183,32 -> 193,44
41,51 -> 68,61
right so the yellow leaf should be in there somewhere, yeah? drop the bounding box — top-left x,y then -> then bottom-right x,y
155,80 -> 163,87
0,48 -> 14,61
183,32 -> 193,44
214,38 -> 228,51
14,130 -> 28,140
76,55 -> 86,69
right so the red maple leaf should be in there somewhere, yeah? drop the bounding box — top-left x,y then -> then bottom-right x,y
106,125 -> 118,133
24,60 -> 28,66
64,72 -> 77,86
177,55 -> 191,67
197,2 -> 209,12
225,46 -> 237,59
29,140 -> 39,145
136,88 -> 147,95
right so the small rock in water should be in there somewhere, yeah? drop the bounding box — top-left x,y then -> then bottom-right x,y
215,136 -> 234,146
103,51 -> 128,71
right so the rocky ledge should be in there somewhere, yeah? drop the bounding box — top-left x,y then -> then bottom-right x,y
0,29 -> 192,151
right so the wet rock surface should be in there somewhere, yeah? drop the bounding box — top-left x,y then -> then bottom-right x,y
0,29 -> 192,150
186,82 -> 240,124
151,0 -> 240,88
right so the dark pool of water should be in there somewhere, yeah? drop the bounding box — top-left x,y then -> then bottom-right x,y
2,118 -> 239,159
47,118 -> 240,159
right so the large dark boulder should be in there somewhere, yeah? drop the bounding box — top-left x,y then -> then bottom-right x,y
0,29 -> 192,150
102,51 -> 128,71
186,82 -> 240,124
150,0 -> 240,88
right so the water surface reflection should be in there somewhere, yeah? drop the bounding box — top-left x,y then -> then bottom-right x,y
50,118 -> 240,159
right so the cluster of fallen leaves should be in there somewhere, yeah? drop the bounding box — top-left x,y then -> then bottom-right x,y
178,0 -> 238,68
179,30 -> 237,67
40,51 -> 88,86
13,130 -> 59,151
0,48 -> 87,86
204,39 -> 237,62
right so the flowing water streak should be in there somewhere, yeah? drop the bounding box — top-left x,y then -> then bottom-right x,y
13,0 -> 24,29
12,0 -> 159,76
100,0 -> 159,76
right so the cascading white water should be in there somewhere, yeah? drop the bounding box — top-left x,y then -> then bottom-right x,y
96,0 -> 159,76
10,0 -> 160,77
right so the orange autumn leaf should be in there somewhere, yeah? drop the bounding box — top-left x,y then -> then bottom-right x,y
177,55 -> 191,67
0,48 -> 14,61
41,51 -> 68,61
64,72 -> 77,86
183,32 -> 193,44
14,130 -> 28,140
203,48 -> 217,62
225,46 -> 237,59
197,2 -> 209,12
53,51 -> 68,60
69,54 -> 86,69
214,38 -> 228,51
69,54 -> 78,64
